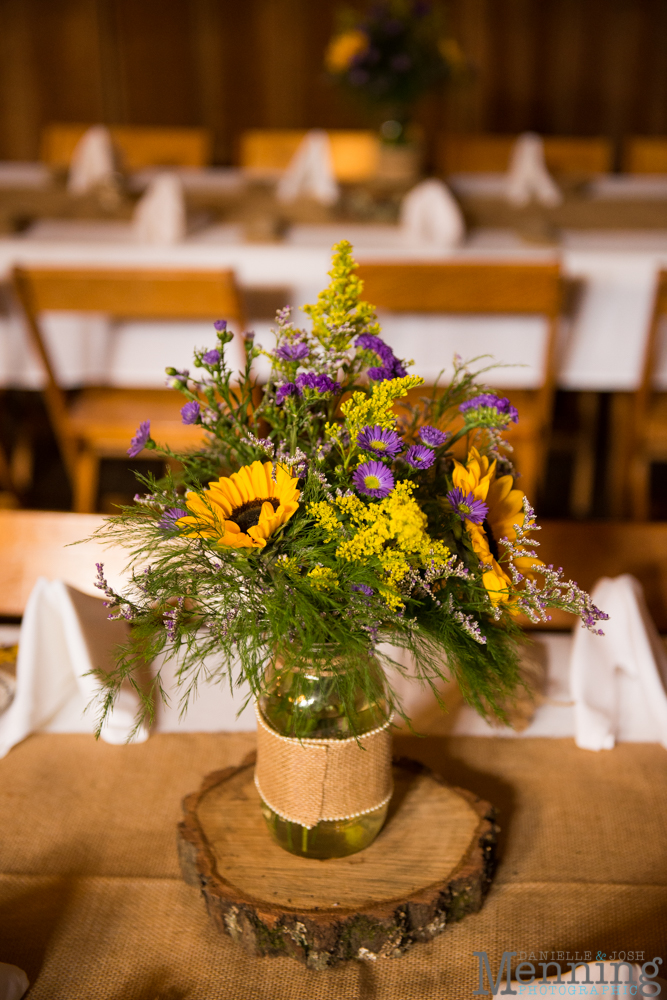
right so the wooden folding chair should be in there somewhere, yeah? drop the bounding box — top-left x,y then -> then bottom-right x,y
0,509 -> 128,616
12,267 -> 246,513
623,137 -> 667,174
355,262 -> 562,503
238,129 -> 379,183
41,124 -> 212,170
627,269 -> 667,519
438,134 -> 612,175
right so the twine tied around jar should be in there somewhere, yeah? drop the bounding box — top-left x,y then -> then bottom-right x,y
254,705 -> 394,829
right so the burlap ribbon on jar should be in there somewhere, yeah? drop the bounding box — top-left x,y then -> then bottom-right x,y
254,706 -> 393,829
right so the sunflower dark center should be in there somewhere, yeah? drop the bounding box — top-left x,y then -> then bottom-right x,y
230,497 -> 279,533
483,518 -> 499,561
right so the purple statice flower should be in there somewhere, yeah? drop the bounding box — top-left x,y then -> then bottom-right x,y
127,421 -> 151,458
355,334 -> 407,381
349,68 -> 370,86
352,584 -> 374,596
202,348 -> 220,365
295,372 -> 341,396
353,460 -> 395,499
276,382 -> 297,405
404,444 -> 435,470
275,341 -> 310,362
157,507 -> 189,532
181,401 -> 200,425
213,320 -> 227,332
357,425 -> 402,459
419,425 -> 449,448
446,487 -> 488,525
459,393 -> 519,425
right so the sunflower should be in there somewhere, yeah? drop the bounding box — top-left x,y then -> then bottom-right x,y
451,448 -> 542,605
177,461 -> 300,549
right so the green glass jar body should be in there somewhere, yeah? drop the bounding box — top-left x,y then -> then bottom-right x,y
258,653 -> 390,860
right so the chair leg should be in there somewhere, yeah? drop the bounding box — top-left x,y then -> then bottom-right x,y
73,450 -> 100,513
629,454 -> 651,521
570,392 -> 599,519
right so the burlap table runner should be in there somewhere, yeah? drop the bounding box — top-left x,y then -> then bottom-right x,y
0,731 -> 665,999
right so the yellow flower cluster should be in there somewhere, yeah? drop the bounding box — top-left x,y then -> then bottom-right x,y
310,481 -> 450,609
325,30 -> 368,72
306,566 -> 339,591
339,375 -> 424,439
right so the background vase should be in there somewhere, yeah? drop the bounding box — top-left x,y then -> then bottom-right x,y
257,651 -> 392,860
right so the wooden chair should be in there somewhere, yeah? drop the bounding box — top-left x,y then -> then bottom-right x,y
438,134 -> 612,175
628,269 -> 667,519
355,262 -> 562,503
41,124 -> 212,171
238,129 -> 379,183
623,137 -> 667,174
11,267 -> 246,513
0,509 -> 129,616
528,519 -> 667,631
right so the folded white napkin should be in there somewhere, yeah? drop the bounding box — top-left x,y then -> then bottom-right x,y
399,178 -> 465,248
133,171 -> 187,245
505,132 -> 562,208
67,125 -> 117,195
571,574 -> 667,751
276,130 -> 339,206
0,579 -> 148,759
0,964 -> 28,1000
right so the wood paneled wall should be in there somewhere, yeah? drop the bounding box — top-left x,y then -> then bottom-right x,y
1,0 -> 667,165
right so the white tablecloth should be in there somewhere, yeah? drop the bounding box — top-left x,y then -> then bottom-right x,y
1,223 -> 667,391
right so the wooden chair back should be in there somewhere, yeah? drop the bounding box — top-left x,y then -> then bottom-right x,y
0,510 -> 129,616
41,124 -> 212,170
438,134 -> 612,175
356,262 -> 562,492
239,129 -> 379,182
623,137 -> 667,174
530,519 -> 667,631
11,267 -> 246,487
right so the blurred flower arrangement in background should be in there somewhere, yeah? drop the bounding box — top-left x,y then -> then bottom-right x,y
325,0 -> 468,143
93,242 -> 605,738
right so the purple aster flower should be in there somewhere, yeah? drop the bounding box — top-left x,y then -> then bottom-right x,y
356,334 -> 407,381
202,348 -> 220,365
127,421 -> 151,458
460,393 -> 519,425
446,487 -> 489,525
357,425 -> 402,458
276,382 -> 297,404
353,460 -> 395,498
419,425 -> 449,448
213,320 -> 227,332
181,401 -> 200,425
352,584 -> 374,596
404,444 -> 435,470
275,341 -> 310,362
295,372 -> 341,395
157,507 -> 189,532
165,367 -> 189,385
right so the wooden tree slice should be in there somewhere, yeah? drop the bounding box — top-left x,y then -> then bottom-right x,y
177,754 -> 498,969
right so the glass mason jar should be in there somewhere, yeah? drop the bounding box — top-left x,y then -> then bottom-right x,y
258,650 -> 391,860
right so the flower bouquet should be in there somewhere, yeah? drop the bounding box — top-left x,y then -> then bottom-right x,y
95,242 -> 605,859
325,0 -> 467,144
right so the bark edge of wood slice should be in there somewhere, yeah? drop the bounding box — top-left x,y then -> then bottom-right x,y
177,753 -> 498,969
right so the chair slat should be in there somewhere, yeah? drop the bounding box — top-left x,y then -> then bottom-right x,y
356,262 -> 561,316
41,124 -> 212,170
18,268 -> 243,320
